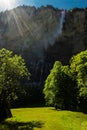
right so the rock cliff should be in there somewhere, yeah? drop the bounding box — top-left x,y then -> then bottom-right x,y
46,8 -> 87,65
0,6 -> 87,84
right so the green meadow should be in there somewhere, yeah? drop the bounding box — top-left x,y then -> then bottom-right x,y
0,107 -> 87,130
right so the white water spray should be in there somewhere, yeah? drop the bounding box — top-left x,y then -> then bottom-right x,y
43,10 -> 65,50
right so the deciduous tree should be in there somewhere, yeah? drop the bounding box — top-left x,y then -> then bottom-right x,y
70,50 -> 87,112
0,48 -> 29,121
43,61 -> 77,110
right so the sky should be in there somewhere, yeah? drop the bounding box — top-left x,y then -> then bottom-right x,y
20,0 -> 87,9
0,0 -> 87,11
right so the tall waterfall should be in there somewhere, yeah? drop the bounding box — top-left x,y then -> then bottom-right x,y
57,11 -> 65,38
33,10 -> 65,83
43,10 -> 65,50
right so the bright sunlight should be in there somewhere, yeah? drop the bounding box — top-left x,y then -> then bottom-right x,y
0,0 -> 17,10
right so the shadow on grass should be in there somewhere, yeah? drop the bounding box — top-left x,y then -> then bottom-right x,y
0,120 -> 44,130
50,107 -> 61,111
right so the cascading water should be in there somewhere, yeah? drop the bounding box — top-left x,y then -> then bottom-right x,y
40,10 -> 65,83
43,10 -> 65,49
31,10 -> 65,64
56,10 -> 65,39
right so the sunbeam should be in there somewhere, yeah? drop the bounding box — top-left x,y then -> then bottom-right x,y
4,6 -> 38,38
0,0 -> 17,10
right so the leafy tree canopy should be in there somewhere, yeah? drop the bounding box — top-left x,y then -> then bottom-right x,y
44,50 -> 87,111
43,61 -> 62,106
0,48 -> 30,101
70,50 -> 87,99
43,61 -> 77,110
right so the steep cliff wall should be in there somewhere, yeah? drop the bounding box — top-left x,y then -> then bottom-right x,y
0,6 -> 64,61
46,8 -> 87,65
0,6 -> 87,84
0,6 -> 65,83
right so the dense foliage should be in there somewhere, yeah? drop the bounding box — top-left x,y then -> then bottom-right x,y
70,50 -> 87,112
0,48 -> 29,121
44,50 -> 87,112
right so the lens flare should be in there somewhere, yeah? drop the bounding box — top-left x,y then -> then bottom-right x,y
0,0 -> 17,10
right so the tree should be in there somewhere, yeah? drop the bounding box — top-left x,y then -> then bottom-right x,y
43,61 -> 62,107
70,50 -> 87,113
57,65 -> 77,110
43,61 -> 77,110
0,48 -> 29,121
44,50 -> 87,112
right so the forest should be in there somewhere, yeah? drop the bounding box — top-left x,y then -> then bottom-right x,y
0,48 -> 87,122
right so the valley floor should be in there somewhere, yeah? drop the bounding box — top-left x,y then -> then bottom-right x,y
0,107 -> 87,130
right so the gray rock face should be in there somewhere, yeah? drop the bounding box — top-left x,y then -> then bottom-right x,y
46,8 -> 87,65
0,6 -> 87,83
0,6 -> 64,61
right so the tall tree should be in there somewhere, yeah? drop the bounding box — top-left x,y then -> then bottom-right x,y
0,48 -> 29,121
43,61 -> 77,110
43,61 -> 62,107
70,50 -> 87,113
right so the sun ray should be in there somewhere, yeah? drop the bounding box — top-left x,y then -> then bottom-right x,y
0,0 -> 17,10
0,0 -> 42,40
10,7 -> 41,39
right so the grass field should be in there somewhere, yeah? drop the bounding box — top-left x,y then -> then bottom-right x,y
0,107 -> 87,130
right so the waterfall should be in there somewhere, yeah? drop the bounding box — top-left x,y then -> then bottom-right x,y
43,10 -> 65,49
50,10 -> 65,44
37,10 -> 65,84
56,10 -> 65,39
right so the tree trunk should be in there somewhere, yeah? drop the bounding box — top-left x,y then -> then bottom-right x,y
0,98 -> 12,122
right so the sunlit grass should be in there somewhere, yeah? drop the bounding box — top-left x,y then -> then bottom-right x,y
0,107 -> 87,130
